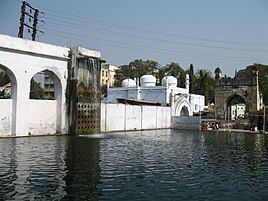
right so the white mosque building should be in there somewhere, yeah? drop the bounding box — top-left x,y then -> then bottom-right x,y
106,74 -> 205,117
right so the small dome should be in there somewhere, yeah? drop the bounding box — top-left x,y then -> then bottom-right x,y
122,78 -> 136,88
162,76 -> 177,87
140,75 -> 156,87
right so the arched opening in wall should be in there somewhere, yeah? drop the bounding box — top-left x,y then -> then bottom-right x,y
226,94 -> 246,121
180,106 -> 189,116
0,64 -> 17,135
30,71 -> 56,100
0,67 -> 11,99
29,70 -> 62,134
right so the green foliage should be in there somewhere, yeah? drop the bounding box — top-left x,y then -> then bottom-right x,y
30,79 -> 44,99
0,71 -> 10,86
189,64 -> 196,93
114,59 -> 159,86
114,65 -> 131,87
159,62 -> 186,87
193,69 -> 215,104
129,59 -> 159,78
236,63 -> 268,104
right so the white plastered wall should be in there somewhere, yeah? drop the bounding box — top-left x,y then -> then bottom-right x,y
101,103 -> 171,132
0,99 -> 12,136
0,34 -> 69,136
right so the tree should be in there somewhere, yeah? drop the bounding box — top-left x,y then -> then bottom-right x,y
159,62 -> 186,87
195,69 -> 215,104
114,65 -> 131,87
235,63 -> 268,105
0,71 -> 10,87
114,59 -> 159,87
30,79 -> 44,99
129,59 -> 159,78
188,64 -> 196,93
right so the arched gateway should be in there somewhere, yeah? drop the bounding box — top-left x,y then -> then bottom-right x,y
214,66 -> 262,120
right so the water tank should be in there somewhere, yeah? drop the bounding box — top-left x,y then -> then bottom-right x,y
162,76 -> 177,87
122,78 -> 136,88
140,75 -> 156,87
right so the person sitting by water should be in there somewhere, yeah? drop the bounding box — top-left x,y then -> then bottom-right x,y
215,122 -> 219,130
202,122 -> 208,131
254,126 -> 258,132
211,123 -> 216,131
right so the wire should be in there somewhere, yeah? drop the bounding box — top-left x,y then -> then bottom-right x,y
43,17 -> 268,53
35,5 -> 268,47
44,30 -> 260,62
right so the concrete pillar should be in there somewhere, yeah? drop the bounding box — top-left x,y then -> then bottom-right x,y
15,75 -> 30,136
185,74 -> 190,93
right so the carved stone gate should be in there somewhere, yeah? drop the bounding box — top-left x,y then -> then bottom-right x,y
214,66 -> 261,120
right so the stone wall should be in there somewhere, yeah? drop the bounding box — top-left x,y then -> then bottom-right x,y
171,116 -> 200,130
100,103 -> 171,132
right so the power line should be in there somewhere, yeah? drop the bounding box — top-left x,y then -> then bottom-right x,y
43,17 -> 268,53
35,5 -> 268,47
44,28 -> 261,62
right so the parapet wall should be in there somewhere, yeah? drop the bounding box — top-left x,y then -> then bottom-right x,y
101,103 -> 171,132
171,116 -> 200,130
0,99 -> 58,137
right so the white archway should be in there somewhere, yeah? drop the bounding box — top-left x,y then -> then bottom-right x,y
0,64 -> 17,135
174,96 -> 193,116
29,67 -> 63,134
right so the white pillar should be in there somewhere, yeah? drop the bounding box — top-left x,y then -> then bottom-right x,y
14,75 -> 31,136
185,74 -> 190,93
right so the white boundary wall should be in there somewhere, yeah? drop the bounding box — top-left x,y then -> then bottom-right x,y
101,103 -> 171,132
29,100 -> 57,135
0,99 -> 12,136
0,99 -> 58,136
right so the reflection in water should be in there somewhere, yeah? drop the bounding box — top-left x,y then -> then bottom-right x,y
0,136 -> 100,200
61,136 -> 101,201
98,130 -> 268,201
0,130 -> 268,200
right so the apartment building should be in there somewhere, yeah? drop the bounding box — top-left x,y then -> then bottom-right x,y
101,64 -> 119,87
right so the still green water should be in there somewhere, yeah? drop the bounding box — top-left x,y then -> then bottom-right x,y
0,130 -> 268,200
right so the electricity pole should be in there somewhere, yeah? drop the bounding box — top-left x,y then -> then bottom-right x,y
18,1 -> 42,41
18,1 -> 26,39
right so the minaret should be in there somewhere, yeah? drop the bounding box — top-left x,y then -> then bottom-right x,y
185,74 -> 189,93
214,67 -> 222,85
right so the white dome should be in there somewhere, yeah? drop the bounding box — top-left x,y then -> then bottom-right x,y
162,76 -> 177,87
122,78 -> 136,88
140,75 -> 156,87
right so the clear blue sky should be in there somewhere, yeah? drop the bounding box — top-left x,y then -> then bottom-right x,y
0,0 -> 267,76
